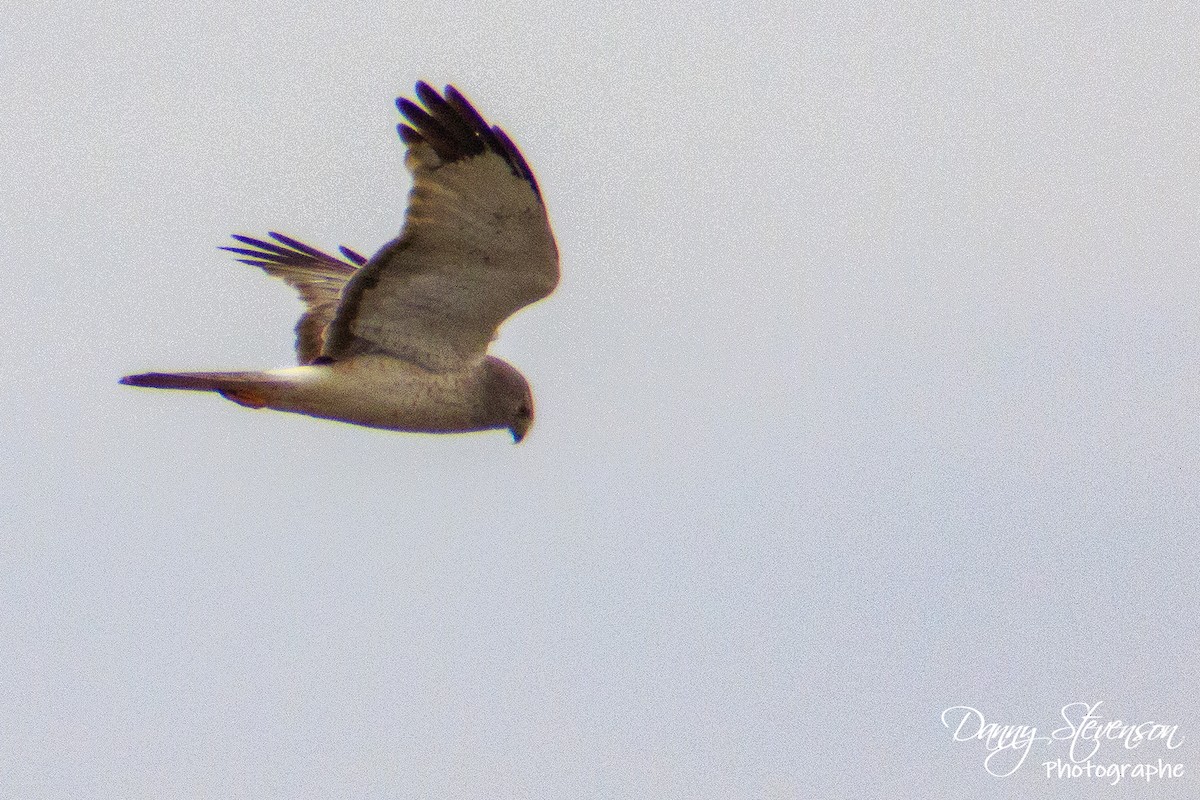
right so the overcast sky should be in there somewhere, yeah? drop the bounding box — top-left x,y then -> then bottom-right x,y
3,2 -> 1198,797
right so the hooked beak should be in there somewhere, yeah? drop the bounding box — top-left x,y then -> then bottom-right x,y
510,419 -> 531,444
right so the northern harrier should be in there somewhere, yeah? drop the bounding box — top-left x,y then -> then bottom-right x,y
121,82 -> 558,442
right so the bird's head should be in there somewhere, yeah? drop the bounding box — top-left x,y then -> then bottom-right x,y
510,400 -> 534,443
482,356 -> 535,444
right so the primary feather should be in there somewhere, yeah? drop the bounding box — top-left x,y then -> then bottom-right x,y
219,232 -> 362,364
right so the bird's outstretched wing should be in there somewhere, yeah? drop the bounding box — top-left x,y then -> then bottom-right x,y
322,82 -> 559,372
220,232 -> 367,364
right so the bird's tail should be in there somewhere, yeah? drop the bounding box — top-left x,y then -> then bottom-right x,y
119,371 -> 276,408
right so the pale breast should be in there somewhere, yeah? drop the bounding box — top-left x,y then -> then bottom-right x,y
264,355 -> 488,433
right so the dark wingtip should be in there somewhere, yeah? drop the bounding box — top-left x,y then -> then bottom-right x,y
407,83 -> 542,199
414,80 -> 440,106
268,231 -> 328,259
220,245 -> 272,258
398,123 -> 421,144
339,246 -> 368,265
227,233 -> 272,249
491,125 -> 541,199
221,232 -> 361,272
396,96 -> 424,122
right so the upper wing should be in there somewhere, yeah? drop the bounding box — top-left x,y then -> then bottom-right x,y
322,82 -> 559,372
220,232 -> 367,364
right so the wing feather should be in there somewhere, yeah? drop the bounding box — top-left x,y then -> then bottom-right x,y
220,232 -> 361,364
323,83 -> 558,371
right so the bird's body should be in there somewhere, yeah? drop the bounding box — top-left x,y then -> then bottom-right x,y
121,82 -> 556,442
123,356 -> 519,433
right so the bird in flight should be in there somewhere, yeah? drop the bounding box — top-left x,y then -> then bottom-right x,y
121,82 -> 558,442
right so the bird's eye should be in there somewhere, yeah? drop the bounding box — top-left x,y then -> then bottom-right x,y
516,404 -> 531,418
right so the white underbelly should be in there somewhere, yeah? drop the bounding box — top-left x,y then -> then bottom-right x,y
264,356 -> 481,433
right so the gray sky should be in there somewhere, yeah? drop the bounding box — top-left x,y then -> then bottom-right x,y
3,1 -> 1198,797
